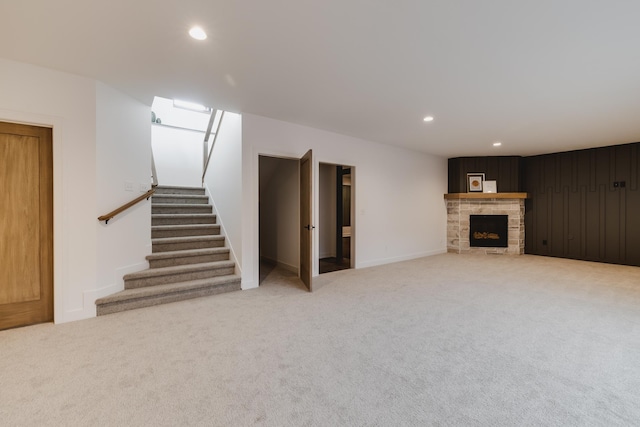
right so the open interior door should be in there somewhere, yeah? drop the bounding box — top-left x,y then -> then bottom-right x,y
299,150 -> 313,291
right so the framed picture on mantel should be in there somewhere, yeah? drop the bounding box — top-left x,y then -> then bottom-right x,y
467,173 -> 485,192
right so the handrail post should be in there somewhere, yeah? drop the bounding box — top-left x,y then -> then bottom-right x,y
202,109 -> 217,177
202,110 -> 225,185
151,148 -> 158,187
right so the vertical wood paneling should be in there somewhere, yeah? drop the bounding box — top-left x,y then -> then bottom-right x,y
619,188 -> 626,262
551,188 -> 564,255
589,150 -> 597,192
604,187 -> 620,261
631,145 -> 638,191
626,188 -> 640,265
584,188 -> 600,261
448,156 -> 523,193
523,142 -> 640,266
599,185 -> 606,260
580,186 -> 587,258
524,199 -> 535,252
563,187 -> 569,256
546,188 -> 554,254
596,148 -> 610,188
616,145 -> 631,182
566,188 -> 583,258
609,147 -> 617,188
576,150 -> 590,189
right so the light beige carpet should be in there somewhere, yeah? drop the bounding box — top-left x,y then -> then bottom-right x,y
2,253 -> 640,426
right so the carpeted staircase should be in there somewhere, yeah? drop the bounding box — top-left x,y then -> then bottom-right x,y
96,186 -> 241,315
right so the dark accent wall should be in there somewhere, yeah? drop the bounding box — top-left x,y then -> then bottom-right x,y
448,156 -> 523,193
523,142 -> 640,266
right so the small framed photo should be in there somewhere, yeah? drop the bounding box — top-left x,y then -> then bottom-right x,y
467,173 -> 485,192
483,180 -> 497,193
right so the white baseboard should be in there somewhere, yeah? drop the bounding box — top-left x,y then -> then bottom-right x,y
55,261 -> 148,324
260,256 -> 298,274
242,279 -> 258,290
357,248 -> 447,269
203,184 -> 242,279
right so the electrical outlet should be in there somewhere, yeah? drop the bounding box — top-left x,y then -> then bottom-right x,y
124,181 -> 134,191
139,183 -> 147,192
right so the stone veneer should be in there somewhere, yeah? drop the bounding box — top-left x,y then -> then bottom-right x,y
446,197 -> 525,255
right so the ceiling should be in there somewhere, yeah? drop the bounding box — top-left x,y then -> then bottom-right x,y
2,1 -> 640,158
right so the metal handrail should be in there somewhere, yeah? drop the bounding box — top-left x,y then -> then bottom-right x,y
202,109 -> 217,170
151,148 -> 158,187
202,110 -> 225,184
98,188 -> 156,224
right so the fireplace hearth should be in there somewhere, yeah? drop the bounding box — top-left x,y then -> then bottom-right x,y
469,215 -> 508,248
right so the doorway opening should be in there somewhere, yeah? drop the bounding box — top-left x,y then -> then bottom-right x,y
319,163 -> 355,274
258,155 -> 302,287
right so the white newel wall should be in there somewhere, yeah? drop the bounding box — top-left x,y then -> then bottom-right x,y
94,83 -> 153,316
203,112 -> 243,274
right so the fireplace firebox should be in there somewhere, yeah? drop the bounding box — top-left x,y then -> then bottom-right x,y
469,215 -> 508,248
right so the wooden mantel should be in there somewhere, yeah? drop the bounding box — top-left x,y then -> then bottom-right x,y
444,192 -> 529,200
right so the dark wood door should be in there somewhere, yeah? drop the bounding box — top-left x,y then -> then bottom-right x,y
0,121 -> 53,330
299,150 -> 313,291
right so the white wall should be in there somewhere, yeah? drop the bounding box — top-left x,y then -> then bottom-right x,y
151,124 -> 203,187
242,114 -> 448,289
259,156 -> 299,272
95,83 -> 152,312
0,60 -> 87,322
319,163 -> 337,258
203,112 -> 243,274
0,59 -> 152,323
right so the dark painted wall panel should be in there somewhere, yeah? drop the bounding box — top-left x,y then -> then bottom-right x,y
448,156 -> 522,193
626,190 -> 640,264
522,142 -> 640,267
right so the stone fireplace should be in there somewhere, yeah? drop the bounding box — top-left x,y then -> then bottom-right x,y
445,193 -> 527,255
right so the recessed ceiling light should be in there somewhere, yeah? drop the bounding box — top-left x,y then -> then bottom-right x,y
189,26 -> 207,41
493,141 -> 502,147
423,116 -> 434,122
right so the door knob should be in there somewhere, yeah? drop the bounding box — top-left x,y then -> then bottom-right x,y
304,225 -> 315,230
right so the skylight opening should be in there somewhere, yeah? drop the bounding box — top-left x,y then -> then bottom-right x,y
173,99 -> 212,113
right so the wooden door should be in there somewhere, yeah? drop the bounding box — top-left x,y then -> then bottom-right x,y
0,121 -> 53,330
299,150 -> 313,291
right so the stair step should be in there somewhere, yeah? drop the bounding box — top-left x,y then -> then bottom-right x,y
152,214 -> 217,226
151,224 -> 221,239
152,194 -> 209,204
146,247 -> 230,268
96,275 -> 241,315
152,235 -> 225,252
154,186 -> 205,196
152,203 -> 213,215
124,260 -> 236,289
